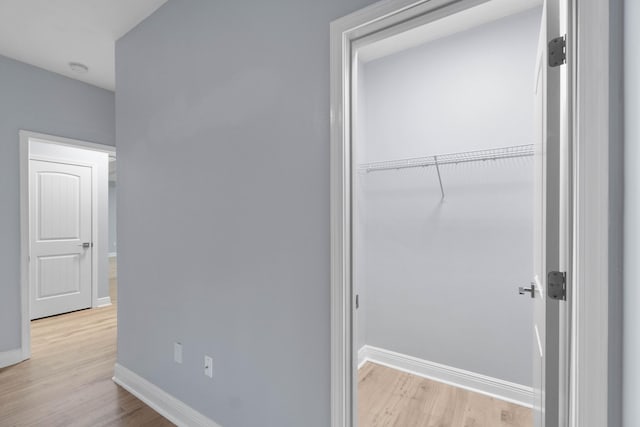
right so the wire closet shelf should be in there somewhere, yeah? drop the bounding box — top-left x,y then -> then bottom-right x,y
358,144 -> 535,173
357,144 -> 535,199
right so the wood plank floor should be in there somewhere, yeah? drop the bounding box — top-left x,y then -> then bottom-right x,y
0,258 -> 173,427
358,362 -> 533,427
2,259 -> 532,426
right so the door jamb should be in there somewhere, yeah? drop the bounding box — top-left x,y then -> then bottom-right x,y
19,130 -> 116,361
329,0 -> 613,426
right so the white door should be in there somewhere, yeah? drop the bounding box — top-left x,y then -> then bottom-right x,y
30,159 -> 93,319
531,1 -> 568,426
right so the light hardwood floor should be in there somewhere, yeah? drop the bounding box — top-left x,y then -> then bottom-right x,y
2,259 -> 532,427
358,362 -> 533,427
0,258 -> 173,427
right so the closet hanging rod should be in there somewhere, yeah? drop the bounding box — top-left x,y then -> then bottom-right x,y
359,144 -> 535,173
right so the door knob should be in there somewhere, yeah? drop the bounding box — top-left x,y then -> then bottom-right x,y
77,242 -> 92,248
518,283 -> 536,298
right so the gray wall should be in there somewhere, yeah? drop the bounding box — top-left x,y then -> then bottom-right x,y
355,8 -> 539,387
624,0 -> 639,426
0,55 -> 115,353
114,1 -> 377,426
109,182 -> 117,255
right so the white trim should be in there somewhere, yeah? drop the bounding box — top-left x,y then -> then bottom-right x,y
112,364 -> 222,427
109,252 -> 118,259
96,297 -> 112,307
19,130 -> 116,156
19,130 -> 116,363
0,349 -> 25,369
358,345 -> 534,408
623,1 -> 640,426
19,133 -> 30,362
569,0 -> 614,426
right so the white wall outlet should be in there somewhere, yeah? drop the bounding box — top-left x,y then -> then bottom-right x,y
174,342 -> 183,364
204,355 -> 213,378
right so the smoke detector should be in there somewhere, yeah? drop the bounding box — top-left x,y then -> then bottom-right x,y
69,62 -> 89,74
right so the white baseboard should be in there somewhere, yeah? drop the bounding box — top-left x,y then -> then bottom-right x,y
96,296 -> 112,307
112,363 -> 222,427
0,348 -> 26,368
357,346 -> 368,369
358,345 -> 533,408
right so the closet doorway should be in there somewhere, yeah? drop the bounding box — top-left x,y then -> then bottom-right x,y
330,0 -> 572,426
354,4 -> 539,426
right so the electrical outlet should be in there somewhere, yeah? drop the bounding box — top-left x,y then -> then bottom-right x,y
174,342 -> 183,364
204,355 -> 213,378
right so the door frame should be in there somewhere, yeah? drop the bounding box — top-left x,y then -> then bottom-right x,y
329,0 -> 615,426
19,130 -> 116,360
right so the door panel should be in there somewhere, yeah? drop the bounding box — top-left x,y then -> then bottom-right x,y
533,0 -> 566,425
30,160 -> 92,319
37,172 -> 81,240
533,20 -> 546,426
37,254 -> 81,298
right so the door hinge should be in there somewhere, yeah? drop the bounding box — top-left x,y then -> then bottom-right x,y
548,271 -> 567,301
549,35 -> 566,67
355,294 -> 360,309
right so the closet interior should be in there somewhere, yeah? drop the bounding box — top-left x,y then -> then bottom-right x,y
353,4 -> 543,426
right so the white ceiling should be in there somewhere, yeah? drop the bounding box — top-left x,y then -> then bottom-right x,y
358,0 -> 542,63
0,0 -> 168,91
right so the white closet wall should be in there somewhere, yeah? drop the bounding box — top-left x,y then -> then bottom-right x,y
355,60 -> 369,354
355,7 -> 542,388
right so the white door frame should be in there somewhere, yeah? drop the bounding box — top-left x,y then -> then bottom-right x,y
329,0 -> 614,426
19,130 -> 116,360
